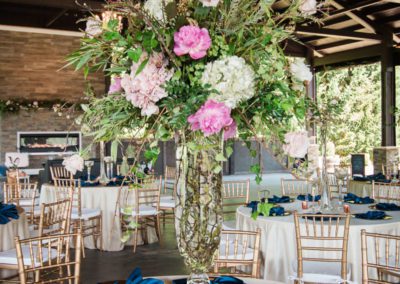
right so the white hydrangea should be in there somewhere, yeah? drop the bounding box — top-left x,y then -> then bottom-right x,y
62,154 -> 84,175
201,56 -> 256,109
143,0 -> 173,22
290,58 -> 313,83
85,17 -> 102,38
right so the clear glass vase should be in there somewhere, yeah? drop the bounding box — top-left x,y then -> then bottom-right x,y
98,141 -> 110,185
174,134 -> 223,282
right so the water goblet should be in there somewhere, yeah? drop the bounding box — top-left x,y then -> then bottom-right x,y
84,160 -> 94,182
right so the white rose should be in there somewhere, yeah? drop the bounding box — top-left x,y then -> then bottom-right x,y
283,131 -> 310,158
290,58 -> 313,83
62,154 -> 84,175
299,0 -> 317,15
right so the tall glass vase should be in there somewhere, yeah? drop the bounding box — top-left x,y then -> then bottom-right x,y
98,141 -> 110,185
319,127 -> 333,212
174,134 -> 223,284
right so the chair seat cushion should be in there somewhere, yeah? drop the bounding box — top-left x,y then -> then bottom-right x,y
222,220 -> 236,230
291,260 -> 351,283
218,241 -> 255,260
0,245 -> 59,266
71,208 -> 101,220
120,205 -> 159,216
159,196 -> 175,208
19,199 -> 39,207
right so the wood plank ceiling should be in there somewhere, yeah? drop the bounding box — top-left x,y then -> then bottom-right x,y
0,0 -> 399,67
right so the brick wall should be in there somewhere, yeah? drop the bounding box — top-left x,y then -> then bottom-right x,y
0,29 -> 102,168
0,30 -> 104,101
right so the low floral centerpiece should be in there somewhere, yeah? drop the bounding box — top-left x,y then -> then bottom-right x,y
68,0 -> 317,281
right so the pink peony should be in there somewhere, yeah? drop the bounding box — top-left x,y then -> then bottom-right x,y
174,25 -> 211,60
108,77 -> 122,94
282,131 -> 309,158
223,121 -> 237,140
188,100 -> 233,136
121,52 -> 173,116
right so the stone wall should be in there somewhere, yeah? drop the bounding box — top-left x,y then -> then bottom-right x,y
0,30 -> 104,101
0,109 -> 94,168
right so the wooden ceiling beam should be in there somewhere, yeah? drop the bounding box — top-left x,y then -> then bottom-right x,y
314,39 -> 357,51
331,0 -> 400,44
46,8 -> 69,28
322,0 -> 381,20
295,26 -> 381,42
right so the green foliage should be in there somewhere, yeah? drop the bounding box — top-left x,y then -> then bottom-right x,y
316,63 -> 381,160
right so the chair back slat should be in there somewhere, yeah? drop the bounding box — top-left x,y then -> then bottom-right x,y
50,166 -> 72,181
294,212 -> 350,281
281,179 -> 313,196
15,232 -> 82,284
213,229 -> 261,278
163,166 -> 177,194
372,182 -> 400,205
362,230 -> 400,284
53,178 -> 82,216
38,199 -> 71,237
222,180 -> 250,215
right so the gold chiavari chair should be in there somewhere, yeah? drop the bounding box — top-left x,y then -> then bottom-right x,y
163,166 -> 176,194
212,229 -> 261,278
33,199 -> 72,238
221,180 -> 250,230
281,178 -> 312,197
53,178 -> 103,254
14,232 -> 82,284
120,176 -> 162,253
382,164 -> 398,180
50,166 -> 72,181
291,212 -> 351,283
361,230 -> 400,284
372,182 -> 400,205
3,182 -> 40,226
326,172 -> 340,199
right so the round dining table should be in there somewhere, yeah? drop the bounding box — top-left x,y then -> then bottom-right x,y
0,207 -> 30,252
40,183 -> 158,251
236,200 -> 400,284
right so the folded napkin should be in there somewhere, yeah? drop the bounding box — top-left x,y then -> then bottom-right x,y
80,180 -> 100,187
269,207 -> 285,216
172,276 -> 244,284
268,195 -> 290,203
297,194 -> 321,202
354,211 -> 387,220
344,193 -> 374,204
246,201 -> 259,214
115,267 -> 162,284
375,203 -> 400,211
0,203 -> 19,225
353,173 -> 391,183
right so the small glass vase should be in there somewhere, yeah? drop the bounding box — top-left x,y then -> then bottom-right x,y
98,141 -> 110,185
319,174 -> 333,212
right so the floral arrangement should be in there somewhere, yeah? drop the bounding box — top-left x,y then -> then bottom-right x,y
62,154 -> 84,175
68,0 -> 320,278
68,0 -> 318,179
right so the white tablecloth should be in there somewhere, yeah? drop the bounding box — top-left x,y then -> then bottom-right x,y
40,184 -> 158,251
236,201 -> 400,284
0,209 -> 30,251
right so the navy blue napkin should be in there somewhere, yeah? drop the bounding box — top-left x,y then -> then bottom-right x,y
344,193 -> 374,204
246,201 -> 259,214
375,203 -> 400,211
297,194 -> 321,202
268,195 -> 290,203
120,268 -> 163,284
269,207 -> 285,216
354,211 -> 387,220
172,276 -> 244,284
80,180 -> 100,187
0,203 -> 19,225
